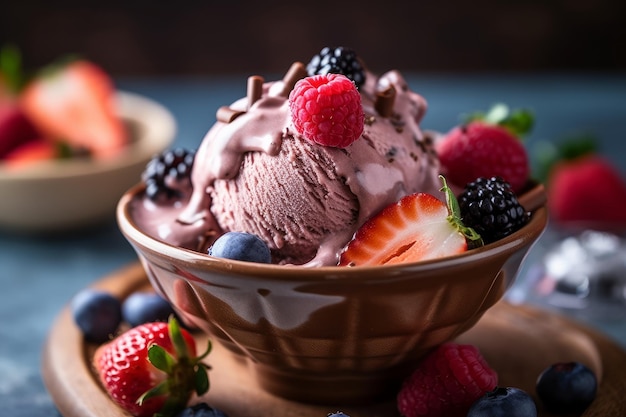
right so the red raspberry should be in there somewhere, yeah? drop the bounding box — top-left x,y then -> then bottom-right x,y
397,343 -> 498,417
288,73 -> 364,148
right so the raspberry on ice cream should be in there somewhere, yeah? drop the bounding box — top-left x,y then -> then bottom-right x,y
289,73 -> 364,148
132,51 -> 441,266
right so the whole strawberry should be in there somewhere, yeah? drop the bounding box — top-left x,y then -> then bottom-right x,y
93,317 -> 211,417
548,154 -> 626,226
288,73 -> 364,148
397,343 -> 498,417
436,104 -> 533,193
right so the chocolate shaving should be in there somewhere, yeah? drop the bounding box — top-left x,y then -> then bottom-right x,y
375,85 -> 396,118
216,106 -> 245,123
279,61 -> 307,96
247,75 -> 264,109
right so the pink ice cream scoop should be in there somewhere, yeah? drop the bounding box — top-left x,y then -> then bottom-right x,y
133,59 -> 440,266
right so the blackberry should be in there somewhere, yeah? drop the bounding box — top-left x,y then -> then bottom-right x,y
306,46 -> 365,89
458,177 -> 529,244
142,148 -> 195,201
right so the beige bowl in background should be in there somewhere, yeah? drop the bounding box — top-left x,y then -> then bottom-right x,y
0,92 -> 176,232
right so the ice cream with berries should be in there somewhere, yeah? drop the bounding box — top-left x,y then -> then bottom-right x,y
133,47 -> 443,265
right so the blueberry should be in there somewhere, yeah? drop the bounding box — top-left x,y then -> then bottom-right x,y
536,362 -> 597,414
208,232 -> 271,263
327,413 -> 350,417
71,289 -> 122,343
175,403 -> 228,417
467,387 -> 537,417
122,292 -> 177,327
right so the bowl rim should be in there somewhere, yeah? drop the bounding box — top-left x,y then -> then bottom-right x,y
0,91 -> 176,181
117,182 -> 548,280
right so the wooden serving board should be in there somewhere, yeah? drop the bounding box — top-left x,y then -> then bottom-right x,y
42,263 -> 626,417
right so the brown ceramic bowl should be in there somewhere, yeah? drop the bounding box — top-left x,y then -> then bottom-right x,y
117,182 -> 547,405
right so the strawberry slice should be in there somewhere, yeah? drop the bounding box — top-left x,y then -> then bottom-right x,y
339,177 -> 482,266
19,60 -> 127,158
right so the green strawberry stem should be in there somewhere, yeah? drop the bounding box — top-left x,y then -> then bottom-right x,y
137,316 -> 212,417
532,132 -> 598,183
0,44 -> 82,94
439,175 -> 484,247
464,103 -> 534,138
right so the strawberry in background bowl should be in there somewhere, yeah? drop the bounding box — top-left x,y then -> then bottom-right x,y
0,46 -> 175,232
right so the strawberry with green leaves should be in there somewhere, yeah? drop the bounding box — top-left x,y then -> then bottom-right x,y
93,317 -> 211,417
339,176 -> 481,266
436,104 -> 533,193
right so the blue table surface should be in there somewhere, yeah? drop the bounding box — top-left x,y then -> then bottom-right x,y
1,73 -> 626,416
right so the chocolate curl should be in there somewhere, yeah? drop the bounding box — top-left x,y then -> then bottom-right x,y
375,85 -> 396,118
374,85 -> 396,117
216,106 -> 245,123
279,61 -> 307,96
247,75 -> 264,109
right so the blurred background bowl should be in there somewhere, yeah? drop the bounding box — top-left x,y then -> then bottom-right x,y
0,91 -> 175,232
117,182 -> 547,404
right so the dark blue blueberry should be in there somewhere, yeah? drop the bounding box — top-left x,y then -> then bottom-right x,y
208,232 -> 271,263
122,292 -> 177,327
327,413 -> 350,417
467,387 -> 537,417
175,403 -> 228,417
536,362 -> 597,414
71,289 -> 122,343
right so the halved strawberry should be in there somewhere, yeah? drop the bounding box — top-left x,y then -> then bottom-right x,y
93,317 -> 211,417
19,60 -> 127,158
339,177 -> 482,266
